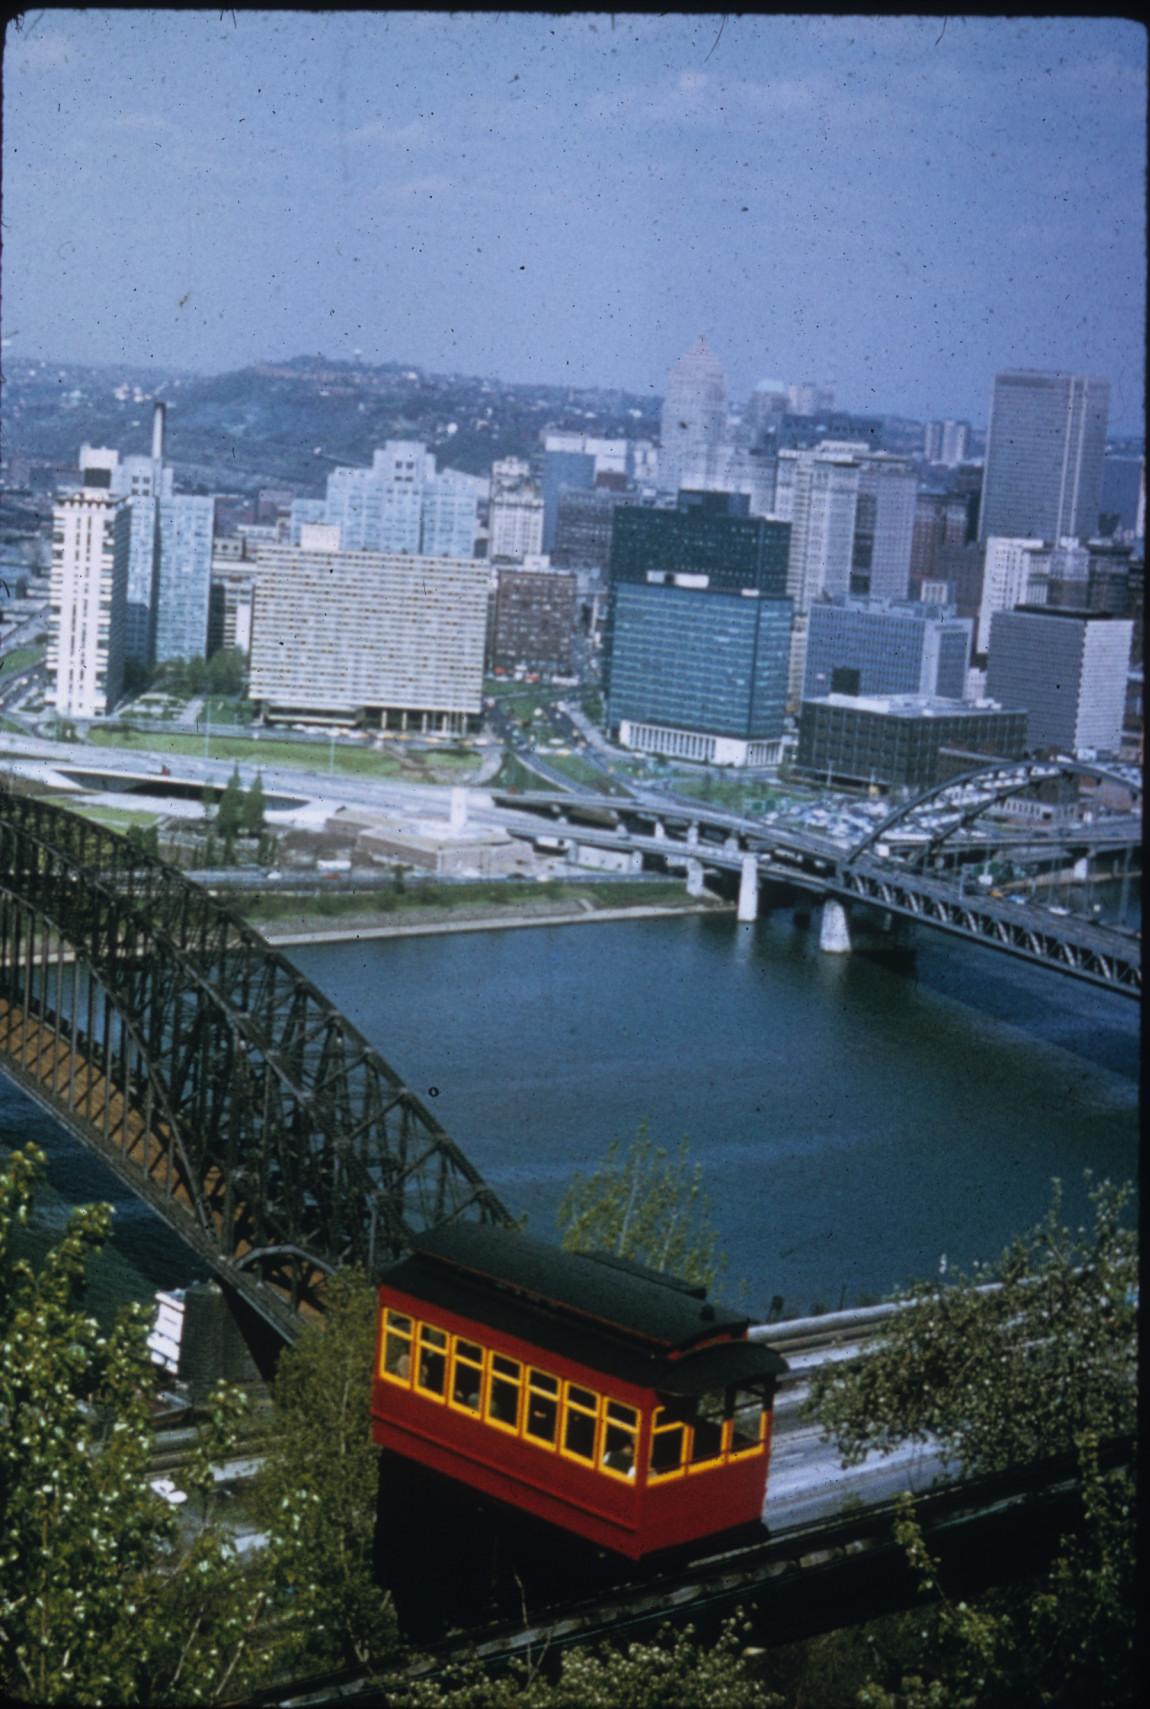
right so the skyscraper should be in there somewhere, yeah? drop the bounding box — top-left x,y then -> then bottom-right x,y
658,337 -> 728,496
986,607 -> 1133,755
153,493 -> 214,663
48,448 -> 130,718
773,445 -> 861,701
977,536 -> 1050,654
804,596 -> 973,702
488,458 -> 545,561
979,371 -> 1109,544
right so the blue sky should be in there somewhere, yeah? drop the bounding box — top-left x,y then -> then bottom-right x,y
3,11 -> 1145,431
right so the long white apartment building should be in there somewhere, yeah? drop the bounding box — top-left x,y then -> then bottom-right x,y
48,448 -> 130,718
248,524 -> 489,730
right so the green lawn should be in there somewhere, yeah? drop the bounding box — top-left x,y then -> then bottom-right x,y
203,697 -> 256,726
238,876 -> 697,925
86,724 -> 479,782
56,802 -> 163,831
0,643 -> 46,675
535,749 -> 631,795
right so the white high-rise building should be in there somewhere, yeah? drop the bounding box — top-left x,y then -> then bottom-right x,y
977,536 -> 1049,654
320,442 -> 484,558
854,455 -> 918,600
923,419 -> 972,467
48,448 -> 130,719
658,337 -> 728,495
775,445 -> 861,703
489,457 -> 544,561
248,536 -> 490,729
786,381 -> 834,417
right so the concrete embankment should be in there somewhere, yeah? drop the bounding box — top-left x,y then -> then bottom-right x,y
258,898 -> 733,947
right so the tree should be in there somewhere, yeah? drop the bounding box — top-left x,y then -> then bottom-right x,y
249,1271 -> 397,1675
204,648 -> 247,698
807,1177 -> 1137,1708
216,768 -> 244,841
807,1177 -> 1137,1475
556,1123 -> 724,1292
240,771 -> 266,838
386,1616 -> 777,1708
0,1144 -> 297,1705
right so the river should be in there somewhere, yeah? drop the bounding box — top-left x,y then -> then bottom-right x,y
1,905 -> 1137,1324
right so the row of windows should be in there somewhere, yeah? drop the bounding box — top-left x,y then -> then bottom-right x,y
379,1309 -> 767,1484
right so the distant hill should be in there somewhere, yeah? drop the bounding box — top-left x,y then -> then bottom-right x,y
3,353 -> 662,493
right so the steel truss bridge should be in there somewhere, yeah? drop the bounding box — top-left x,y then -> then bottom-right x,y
0,792 -> 514,1348
493,756 -> 1142,999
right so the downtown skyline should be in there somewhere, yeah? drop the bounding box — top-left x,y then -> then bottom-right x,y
2,11 -> 1145,434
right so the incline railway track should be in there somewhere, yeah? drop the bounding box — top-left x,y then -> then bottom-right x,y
231,1436 -> 1133,1708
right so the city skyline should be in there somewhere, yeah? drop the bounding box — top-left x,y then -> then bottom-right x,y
3,12 -> 1145,433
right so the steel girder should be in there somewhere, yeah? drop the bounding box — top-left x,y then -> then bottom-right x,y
836,860 -> 1141,997
846,757 -> 1142,872
0,793 -> 514,1343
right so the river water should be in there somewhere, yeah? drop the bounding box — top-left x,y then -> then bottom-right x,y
1,905 -> 1137,1324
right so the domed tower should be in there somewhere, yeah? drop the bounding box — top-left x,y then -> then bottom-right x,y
659,336 -> 728,496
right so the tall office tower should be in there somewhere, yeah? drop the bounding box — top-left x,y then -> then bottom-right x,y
48,448 -> 130,718
421,470 -> 483,559
488,458 -> 544,561
541,447 -> 596,553
323,440 -> 426,554
289,497 -> 328,544
923,420 -> 972,467
1100,454 -> 1144,538
773,445 -> 861,701
851,456 -> 917,599
248,530 -> 489,729
747,379 -> 789,447
552,486 -> 638,569
103,403 -> 175,667
608,497 -> 790,595
153,493 -> 214,663
489,566 -> 578,673
606,582 -> 793,766
986,607 -> 1134,756
979,370 -> 1110,544
786,381 -> 835,417
804,596 -> 972,703
722,445 -> 777,516
658,336 -> 728,495
977,536 -> 1050,653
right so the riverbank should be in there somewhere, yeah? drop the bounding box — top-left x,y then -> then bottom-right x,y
255,893 -> 733,945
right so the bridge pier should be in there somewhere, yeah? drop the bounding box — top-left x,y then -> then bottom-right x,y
685,858 -> 705,898
737,854 -> 759,923
819,898 -> 852,955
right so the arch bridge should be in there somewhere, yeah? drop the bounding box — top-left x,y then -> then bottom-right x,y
0,792 -> 514,1349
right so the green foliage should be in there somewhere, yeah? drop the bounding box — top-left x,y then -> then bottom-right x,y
808,1177 -> 1137,1476
204,648 -> 247,698
250,1271 -> 397,1673
557,1123 -> 724,1292
853,1442 -> 1135,1708
216,768 -> 245,840
0,1145 -> 291,1705
241,771 -> 266,837
387,1616 -> 777,1707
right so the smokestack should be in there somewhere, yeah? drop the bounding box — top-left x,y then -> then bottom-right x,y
151,401 -> 166,462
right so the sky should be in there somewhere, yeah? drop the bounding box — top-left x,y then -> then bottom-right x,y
2,11 -> 1146,431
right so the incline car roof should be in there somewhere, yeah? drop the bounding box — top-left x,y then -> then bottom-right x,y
383,1225 -> 783,1371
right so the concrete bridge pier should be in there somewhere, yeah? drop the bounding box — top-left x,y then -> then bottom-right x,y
737,854 -> 759,923
1072,856 -> 1089,881
819,898 -> 852,954
686,858 -> 705,898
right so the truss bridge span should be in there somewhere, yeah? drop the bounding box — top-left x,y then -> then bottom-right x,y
0,792 -> 514,1348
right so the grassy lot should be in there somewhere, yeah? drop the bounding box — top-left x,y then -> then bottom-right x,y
0,643 -> 47,675
536,749 -> 631,794
484,679 -> 559,722
56,802 -> 163,831
86,724 -> 479,782
237,876 -> 701,925
658,771 -> 796,816
203,697 -> 256,726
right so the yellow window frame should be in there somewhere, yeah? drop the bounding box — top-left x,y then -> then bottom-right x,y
523,1367 -> 561,1452
558,1380 -> 601,1468
648,1407 -> 689,1483
414,1322 -> 449,1402
727,1403 -> 768,1462
485,1352 -> 523,1436
599,1399 -> 640,1483
380,1309 -> 413,1385
448,1334 -> 486,1417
